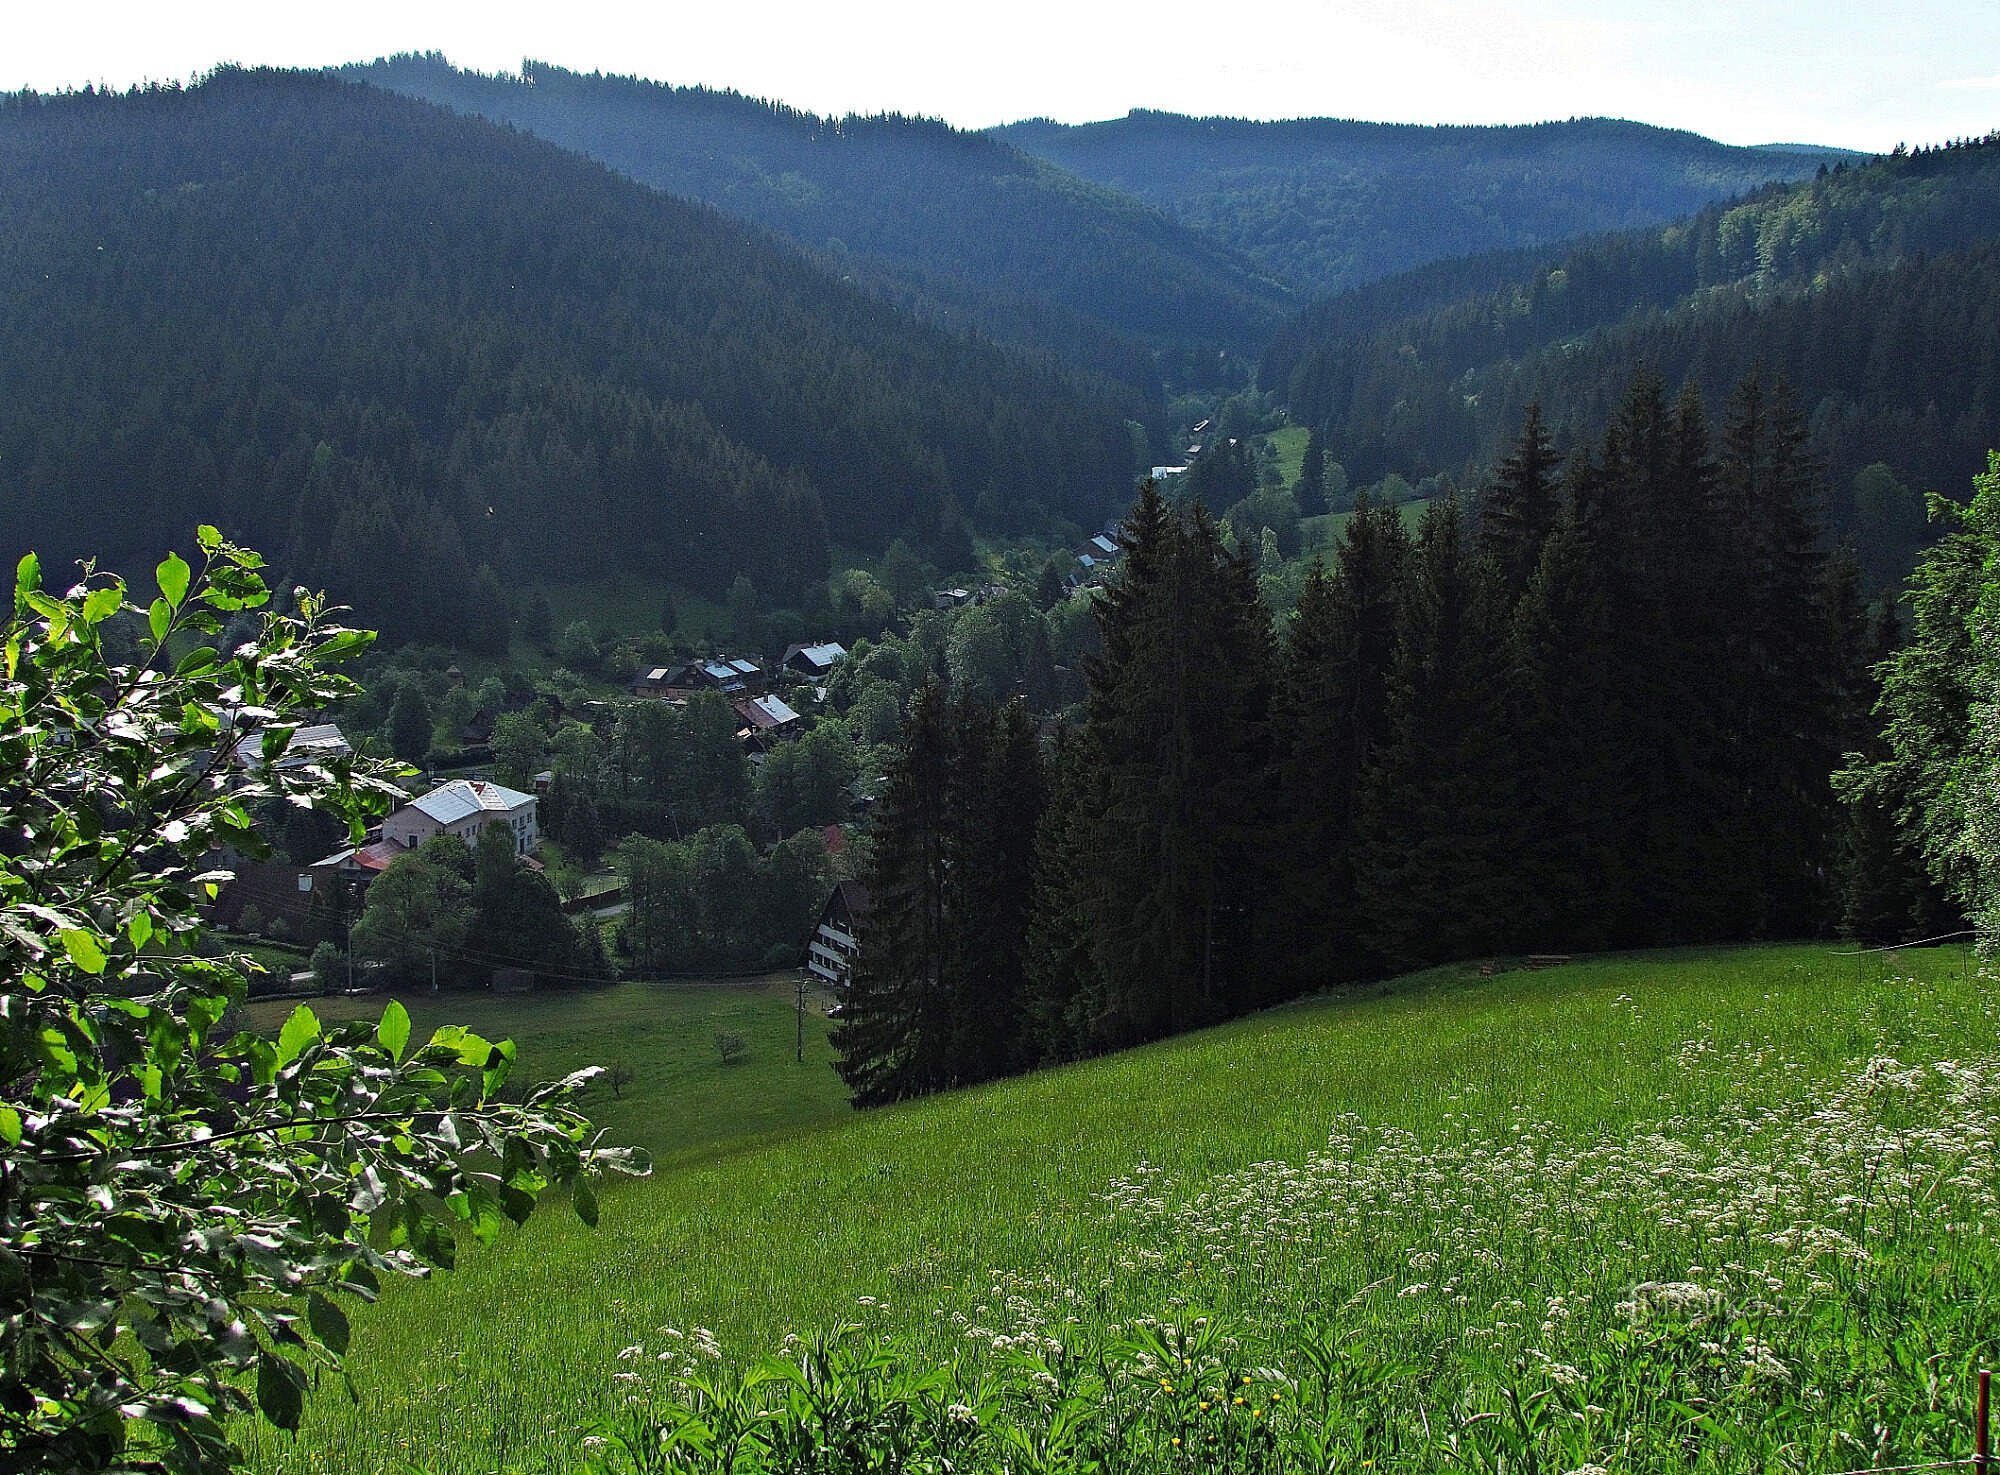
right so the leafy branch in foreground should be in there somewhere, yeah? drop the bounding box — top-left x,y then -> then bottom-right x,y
0,529 -> 649,1472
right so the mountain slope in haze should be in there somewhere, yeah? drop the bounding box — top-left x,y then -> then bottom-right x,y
345,55 -> 1293,385
0,70 -> 1142,647
995,111 -> 1854,296
1260,136 -> 2000,586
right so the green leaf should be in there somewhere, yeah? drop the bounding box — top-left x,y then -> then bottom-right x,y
14,551 -> 40,608
173,645 -> 219,677
156,552 -> 191,607
482,1037 -> 516,1096
376,1000 -> 411,1062
276,1005 -> 320,1066
573,1174 -> 599,1228
127,911 -> 154,950
306,1291 -> 351,1356
196,523 -> 223,551
148,597 -> 171,645
60,929 -> 107,976
0,1105 -> 19,1147
81,585 -> 122,625
256,1351 -> 304,1432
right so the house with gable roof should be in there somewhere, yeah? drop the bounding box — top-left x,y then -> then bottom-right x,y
381,778 -> 539,857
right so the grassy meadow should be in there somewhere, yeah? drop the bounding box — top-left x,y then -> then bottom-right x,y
243,945 -> 2000,1473
239,975 -> 846,1170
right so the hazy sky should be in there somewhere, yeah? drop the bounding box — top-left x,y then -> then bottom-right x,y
9,0 -> 1999,152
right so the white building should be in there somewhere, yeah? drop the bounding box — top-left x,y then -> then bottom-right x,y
381,779 -> 538,857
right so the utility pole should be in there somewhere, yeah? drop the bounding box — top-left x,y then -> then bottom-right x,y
795,970 -> 806,1064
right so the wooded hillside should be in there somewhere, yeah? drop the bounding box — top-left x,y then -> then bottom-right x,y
995,111 -> 1845,295
0,69 -> 1141,644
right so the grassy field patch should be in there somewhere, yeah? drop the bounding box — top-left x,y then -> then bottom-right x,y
246,945 -> 1997,1473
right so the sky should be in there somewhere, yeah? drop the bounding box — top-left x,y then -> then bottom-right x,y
8,0 -> 1999,153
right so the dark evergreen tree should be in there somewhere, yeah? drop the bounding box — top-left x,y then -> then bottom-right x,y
1296,426 -> 1328,514
831,683 -> 1045,1103
1504,505 -> 1632,950
1352,496 -> 1517,967
1270,490 -> 1411,987
1022,726 -> 1109,1060
1066,482 -> 1275,1045
833,682 -> 954,1105
1478,401 -> 1561,604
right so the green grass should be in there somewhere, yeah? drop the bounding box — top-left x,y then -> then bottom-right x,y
245,944 -> 2000,1473
1263,424 -> 1310,489
537,573 -> 727,646
1301,496 -> 1431,550
239,975 -> 845,1169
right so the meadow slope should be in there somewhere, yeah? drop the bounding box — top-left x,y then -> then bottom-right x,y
249,945 -> 1998,1473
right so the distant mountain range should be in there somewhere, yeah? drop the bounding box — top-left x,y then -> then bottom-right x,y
994,111 -> 1853,296
349,58 -> 1852,382
344,56 -> 1293,394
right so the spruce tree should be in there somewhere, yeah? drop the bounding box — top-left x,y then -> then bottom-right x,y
832,682 -> 954,1106
1717,375 -> 1842,935
1022,726 -> 1109,1060
1478,402 -> 1561,604
1271,491 -> 1410,987
1353,496 -> 1517,968
1504,504 -> 1632,951
1069,483 -> 1275,1045
1296,426 -> 1328,514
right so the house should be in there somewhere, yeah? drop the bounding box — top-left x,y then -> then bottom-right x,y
632,666 -> 684,699
381,778 -> 538,857
232,721 -> 351,773
1191,417 -> 1212,435
782,641 -> 848,678
933,588 -> 973,610
1149,464 -> 1190,480
633,657 -> 766,700
806,879 -> 870,992
732,693 -> 802,744
309,839 -> 406,881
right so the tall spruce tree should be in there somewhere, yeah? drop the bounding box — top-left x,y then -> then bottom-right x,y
1353,495 -> 1517,968
1063,482 -> 1275,1046
1022,725 -> 1109,1060
1716,375 -> 1845,935
832,682 -> 954,1105
1479,402 -> 1562,605
1296,426 -> 1329,514
1271,491 -> 1411,986
944,696 -> 1044,1077
831,683 -> 1045,1103
1504,503 -> 1633,950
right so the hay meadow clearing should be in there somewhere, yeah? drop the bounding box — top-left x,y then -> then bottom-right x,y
242,946 -> 2000,1473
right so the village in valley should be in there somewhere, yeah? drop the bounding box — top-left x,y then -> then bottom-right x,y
206,520 -> 1133,1003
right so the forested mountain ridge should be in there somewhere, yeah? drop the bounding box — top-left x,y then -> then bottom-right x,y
995,111 -> 1851,297
1261,134 -> 2000,587
0,68 -> 1139,646
344,55 -> 1294,387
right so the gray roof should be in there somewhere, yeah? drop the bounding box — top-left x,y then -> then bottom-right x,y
788,641 -> 847,668
739,694 -> 801,730
235,721 -> 350,769
407,779 -> 535,826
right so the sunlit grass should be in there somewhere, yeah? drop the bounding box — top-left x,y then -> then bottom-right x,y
244,944 -> 1996,1473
